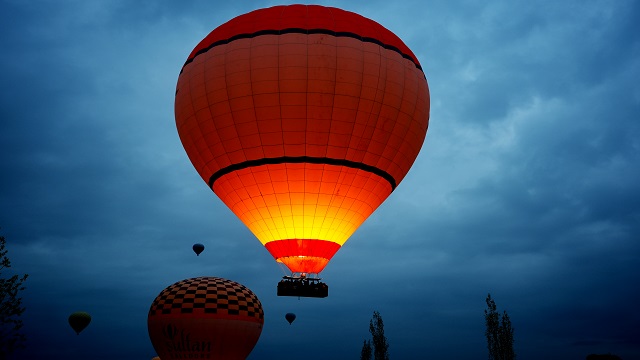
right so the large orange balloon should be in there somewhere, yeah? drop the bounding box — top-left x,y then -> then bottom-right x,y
148,277 -> 264,360
175,5 -> 430,275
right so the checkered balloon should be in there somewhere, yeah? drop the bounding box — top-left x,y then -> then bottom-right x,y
148,277 -> 264,360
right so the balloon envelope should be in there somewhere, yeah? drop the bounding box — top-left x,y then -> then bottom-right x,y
148,277 -> 264,360
175,4 -> 430,275
68,311 -> 91,335
192,243 -> 205,256
285,313 -> 296,325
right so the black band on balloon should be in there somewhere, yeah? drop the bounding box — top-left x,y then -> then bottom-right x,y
208,156 -> 397,191
181,28 -> 423,74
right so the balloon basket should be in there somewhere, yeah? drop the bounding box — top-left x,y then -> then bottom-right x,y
277,276 -> 328,298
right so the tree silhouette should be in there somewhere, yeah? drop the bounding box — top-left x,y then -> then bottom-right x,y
485,293 -> 515,360
0,234 -> 29,357
369,311 -> 389,360
360,339 -> 372,360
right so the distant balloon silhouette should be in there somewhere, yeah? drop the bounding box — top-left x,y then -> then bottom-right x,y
68,311 -> 91,335
192,243 -> 205,256
285,313 -> 296,325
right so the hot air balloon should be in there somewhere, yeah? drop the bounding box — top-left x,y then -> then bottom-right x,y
285,313 -> 296,325
148,277 -> 264,360
192,243 -> 205,256
175,5 -> 430,296
68,311 -> 91,335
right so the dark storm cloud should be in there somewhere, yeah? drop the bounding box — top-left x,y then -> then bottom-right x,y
0,1 -> 204,240
1,0 -> 639,359
342,2 -> 640,358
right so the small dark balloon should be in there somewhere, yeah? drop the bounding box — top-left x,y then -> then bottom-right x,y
285,312 -> 296,325
69,311 -> 91,335
193,243 -> 205,256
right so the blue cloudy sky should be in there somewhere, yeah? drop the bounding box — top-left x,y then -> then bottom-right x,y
1,0 -> 639,359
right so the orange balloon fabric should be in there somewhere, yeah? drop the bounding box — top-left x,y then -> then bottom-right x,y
175,5 -> 430,274
148,277 -> 264,360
